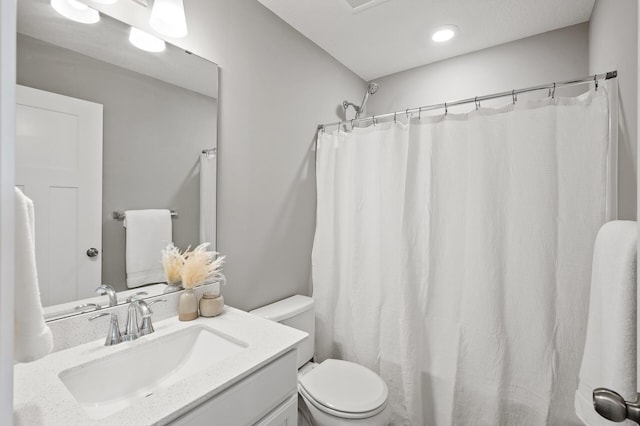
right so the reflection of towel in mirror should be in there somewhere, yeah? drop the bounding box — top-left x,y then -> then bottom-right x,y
199,153 -> 216,246
124,209 -> 172,288
14,187 -> 53,363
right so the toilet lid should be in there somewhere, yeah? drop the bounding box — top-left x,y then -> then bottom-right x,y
298,359 -> 388,414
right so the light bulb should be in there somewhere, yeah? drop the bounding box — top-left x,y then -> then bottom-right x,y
129,27 -> 166,53
51,0 -> 100,24
150,0 -> 188,38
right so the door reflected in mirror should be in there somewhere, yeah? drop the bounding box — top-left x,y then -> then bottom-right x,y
16,0 -> 219,320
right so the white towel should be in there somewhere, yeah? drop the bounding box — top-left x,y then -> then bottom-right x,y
575,220 -> 637,425
14,187 -> 53,363
124,209 -> 172,288
199,152 -> 217,246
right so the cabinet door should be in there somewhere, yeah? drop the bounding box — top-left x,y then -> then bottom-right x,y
254,394 -> 297,426
170,350 -> 297,426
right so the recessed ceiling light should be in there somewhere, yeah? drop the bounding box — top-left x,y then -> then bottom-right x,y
50,0 -> 100,24
129,27 -> 166,53
432,25 -> 458,43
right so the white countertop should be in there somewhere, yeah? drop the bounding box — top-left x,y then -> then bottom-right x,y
14,306 -> 307,425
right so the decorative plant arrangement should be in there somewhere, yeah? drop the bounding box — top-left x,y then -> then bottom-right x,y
181,243 -> 225,289
161,242 -> 226,321
161,243 -> 184,292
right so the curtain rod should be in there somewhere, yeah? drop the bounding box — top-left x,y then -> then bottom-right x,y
318,70 -> 617,131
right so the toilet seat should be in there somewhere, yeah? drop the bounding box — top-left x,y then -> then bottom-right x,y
298,359 -> 388,419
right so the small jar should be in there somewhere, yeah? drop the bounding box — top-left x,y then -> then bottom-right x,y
199,292 -> 224,317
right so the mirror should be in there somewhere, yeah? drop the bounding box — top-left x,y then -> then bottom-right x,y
16,0 -> 218,321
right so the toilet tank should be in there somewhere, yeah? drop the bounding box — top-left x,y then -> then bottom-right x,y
250,295 -> 314,368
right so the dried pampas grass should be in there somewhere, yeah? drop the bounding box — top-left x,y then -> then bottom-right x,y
162,243 -> 184,284
181,243 -> 226,289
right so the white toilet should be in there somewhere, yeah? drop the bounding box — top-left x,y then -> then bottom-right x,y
250,295 -> 391,426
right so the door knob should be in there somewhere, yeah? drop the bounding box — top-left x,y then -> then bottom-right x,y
593,388 -> 640,424
86,248 -> 99,258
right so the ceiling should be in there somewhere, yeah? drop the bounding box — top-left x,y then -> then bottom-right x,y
257,0 -> 595,81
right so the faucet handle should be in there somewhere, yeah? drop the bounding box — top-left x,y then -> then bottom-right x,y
89,312 -> 121,346
146,299 -> 168,315
126,291 -> 149,303
73,303 -> 101,313
138,299 -> 167,336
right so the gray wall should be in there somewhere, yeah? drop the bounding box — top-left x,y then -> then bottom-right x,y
17,34 -> 218,291
198,1 -> 366,311
87,0 -> 368,310
367,24 -> 589,113
366,21 -> 636,220
589,0 -> 638,221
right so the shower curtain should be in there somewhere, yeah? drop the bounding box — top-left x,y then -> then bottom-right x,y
312,88 -> 615,425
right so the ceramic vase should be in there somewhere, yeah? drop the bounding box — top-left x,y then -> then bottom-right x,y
178,288 -> 198,321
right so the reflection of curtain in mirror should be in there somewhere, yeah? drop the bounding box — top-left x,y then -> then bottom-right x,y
199,151 -> 217,249
312,87 -> 616,425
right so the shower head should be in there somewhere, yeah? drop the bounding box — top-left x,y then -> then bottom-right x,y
342,82 -> 380,120
355,82 -> 379,119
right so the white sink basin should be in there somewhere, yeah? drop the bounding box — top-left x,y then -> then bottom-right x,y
58,325 -> 248,420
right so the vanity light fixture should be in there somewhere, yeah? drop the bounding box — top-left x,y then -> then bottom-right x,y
129,27 -> 166,52
50,0 -> 100,24
149,0 -> 188,38
431,25 -> 458,43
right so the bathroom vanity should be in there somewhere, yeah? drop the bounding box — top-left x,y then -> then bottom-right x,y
13,307 -> 307,425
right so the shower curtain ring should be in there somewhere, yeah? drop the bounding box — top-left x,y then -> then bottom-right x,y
418,107 -> 422,120
512,90 -> 517,104
444,102 -> 448,115
594,74 -> 599,91
406,108 -> 410,118
552,83 -> 556,99
373,115 -> 376,126
394,112 -> 397,123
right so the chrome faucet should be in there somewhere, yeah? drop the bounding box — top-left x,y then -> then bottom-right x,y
123,301 -> 141,342
123,298 -> 167,341
137,299 -> 167,336
122,292 -> 150,341
89,297 -> 167,345
95,284 -> 118,307
89,312 -> 122,346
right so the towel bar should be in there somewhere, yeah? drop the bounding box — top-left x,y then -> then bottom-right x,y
112,210 -> 178,220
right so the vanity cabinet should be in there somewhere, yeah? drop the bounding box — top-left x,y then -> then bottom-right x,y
170,349 -> 298,426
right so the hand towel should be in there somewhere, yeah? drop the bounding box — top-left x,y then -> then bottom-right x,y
199,152 -> 217,246
124,209 -> 172,288
575,220 -> 637,425
14,187 -> 53,363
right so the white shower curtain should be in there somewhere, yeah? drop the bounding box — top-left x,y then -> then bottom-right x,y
312,88 -> 615,425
